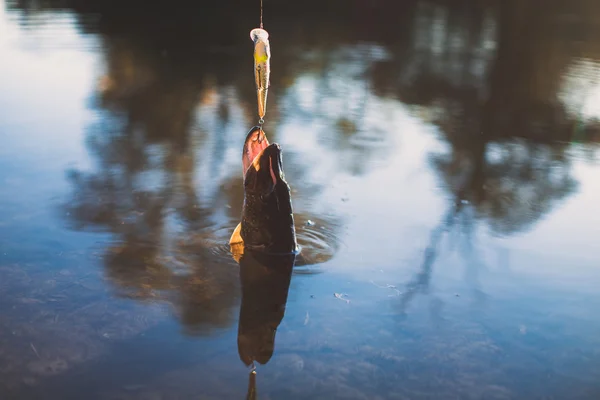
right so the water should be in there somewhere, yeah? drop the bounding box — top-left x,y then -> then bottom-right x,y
1,0 -> 600,398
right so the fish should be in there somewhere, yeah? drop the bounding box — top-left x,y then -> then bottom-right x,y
250,28 -> 271,121
230,126 -> 298,256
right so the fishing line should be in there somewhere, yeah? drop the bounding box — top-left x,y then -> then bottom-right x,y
258,0 -> 264,126
253,0 -> 268,127
260,0 -> 263,29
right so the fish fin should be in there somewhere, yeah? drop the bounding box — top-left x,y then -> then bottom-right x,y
229,222 -> 243,245
229,223 -> 244,263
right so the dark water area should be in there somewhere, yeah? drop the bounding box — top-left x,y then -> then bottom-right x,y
1,0 -> 600,398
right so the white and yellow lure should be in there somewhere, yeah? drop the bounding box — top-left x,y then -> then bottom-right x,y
250,28 -> 271,124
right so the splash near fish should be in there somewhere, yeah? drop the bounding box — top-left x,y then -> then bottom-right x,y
250,27 -> 270,124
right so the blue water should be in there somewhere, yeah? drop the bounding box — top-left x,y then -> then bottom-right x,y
1,0 -> 600,399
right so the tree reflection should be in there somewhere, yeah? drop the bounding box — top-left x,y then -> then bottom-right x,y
8,0 -> 600,328
394,0 -> 599,235
386,0 -> 600,312
64,83 -> 242,334
6,0 -> 348,335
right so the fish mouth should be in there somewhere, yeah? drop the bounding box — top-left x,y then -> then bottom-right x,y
242,126 -> 269,175
242,126 -> 284,189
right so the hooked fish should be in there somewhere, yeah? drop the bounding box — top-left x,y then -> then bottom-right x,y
250,28 -> 271,122
230,126 -> 297,255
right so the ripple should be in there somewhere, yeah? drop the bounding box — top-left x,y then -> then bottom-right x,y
191,215 -> 342,271
196,224 -> 240,264
294,215 -> 342,272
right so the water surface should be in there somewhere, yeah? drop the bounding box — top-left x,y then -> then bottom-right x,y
1,0 -> 600,399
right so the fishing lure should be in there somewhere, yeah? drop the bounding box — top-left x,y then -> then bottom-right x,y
250,28 -> 270,124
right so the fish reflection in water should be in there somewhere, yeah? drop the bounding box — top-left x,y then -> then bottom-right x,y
236,250 -> 295,399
